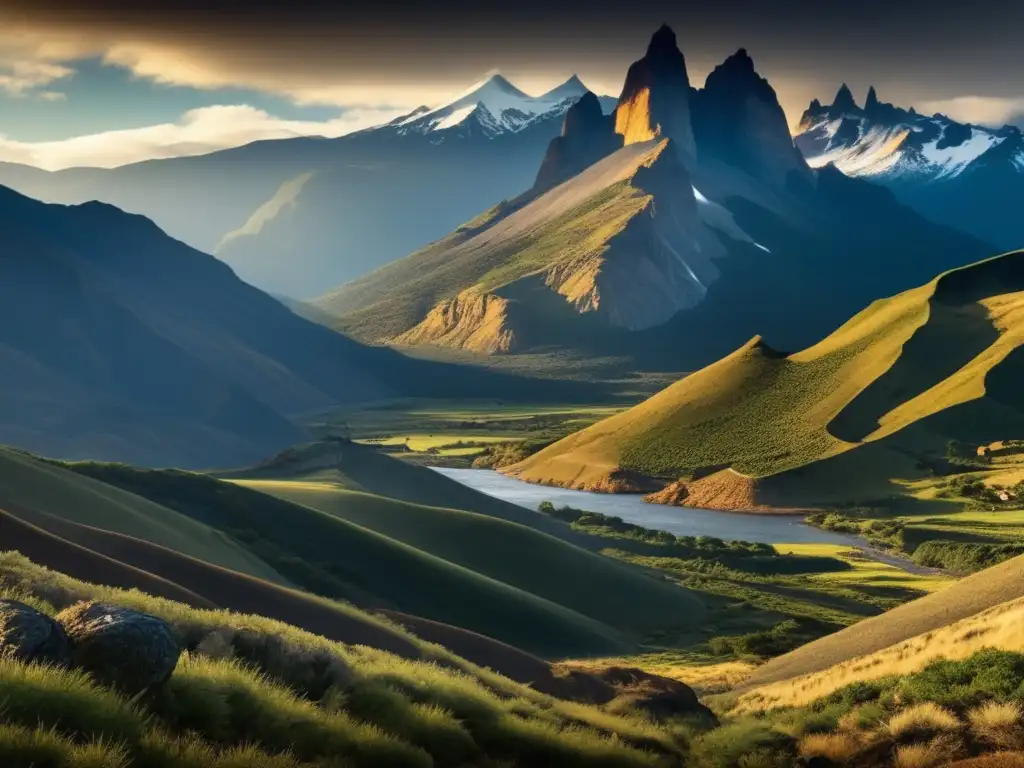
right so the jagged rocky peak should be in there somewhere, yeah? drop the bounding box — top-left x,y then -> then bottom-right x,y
533,91 -> 622,191
832,83 -> 859,113
613,24 -> 697,157
865,86 -> 880,112
691,47 -> 812,187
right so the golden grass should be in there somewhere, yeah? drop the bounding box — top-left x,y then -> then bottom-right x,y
733,593 -> 1024,713
776,544 -> 952,595
969,702 -> 1024,750
894,737 -> 963,768
886,704 -> 961,738
868,291 -> 1024,441
798,731 -> 866,762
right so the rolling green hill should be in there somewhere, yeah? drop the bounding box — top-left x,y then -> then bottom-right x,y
232,470 -> 707,639
53,460 -> 639,658
510,250 -> 1024,509
0,447 -> 285,583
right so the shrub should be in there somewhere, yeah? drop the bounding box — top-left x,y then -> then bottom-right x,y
913,542 -> 1024,575
689,719 -> 795,768
893,651 -> 1024,710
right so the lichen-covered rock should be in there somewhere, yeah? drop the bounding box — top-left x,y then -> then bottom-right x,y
56,601 -> 180,693
0,599 -> 71,665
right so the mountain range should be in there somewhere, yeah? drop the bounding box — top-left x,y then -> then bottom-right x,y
796,85 -> 1024,249
0,185 -> 575,467
312,30 -> 993,369
0,74 -> 613,298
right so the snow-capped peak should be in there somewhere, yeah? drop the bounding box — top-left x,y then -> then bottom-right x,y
795,86 -> 1022,183
539,75 -> 589,103
395,72 -> 608,138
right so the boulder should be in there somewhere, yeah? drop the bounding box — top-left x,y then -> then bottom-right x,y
56,601 -> 180,693
0,599 -> 71,666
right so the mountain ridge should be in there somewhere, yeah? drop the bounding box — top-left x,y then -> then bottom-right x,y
795,85 -> 1024,249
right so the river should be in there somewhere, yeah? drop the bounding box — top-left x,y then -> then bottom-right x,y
433,467 -> 863,546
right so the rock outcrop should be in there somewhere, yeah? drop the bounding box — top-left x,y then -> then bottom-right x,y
57,601 -> 181,694
613,25 -> 697,158
0,600 -> 71,665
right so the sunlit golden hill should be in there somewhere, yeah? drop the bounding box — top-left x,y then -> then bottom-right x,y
508,250 -> 1024,508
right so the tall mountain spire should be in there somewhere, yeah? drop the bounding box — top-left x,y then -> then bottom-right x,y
691,48 -> 812,187
613,24 -> 696,158
832,83 -> 859,113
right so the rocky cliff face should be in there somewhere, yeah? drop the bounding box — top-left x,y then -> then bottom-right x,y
550,140 -> 721,331
692,49 -> 813,188
534,92 -> 623,192
613,25 -> 697,158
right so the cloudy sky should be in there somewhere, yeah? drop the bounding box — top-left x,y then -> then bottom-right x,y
2,0 -> 1023,169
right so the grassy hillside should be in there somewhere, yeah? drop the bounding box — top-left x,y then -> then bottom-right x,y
0,447 -> 285,583
231,472 -> 708,639
54,460 -> 635,658
511,250 -> 1024,507
734,553 -> 1024,692
0,552 -> 687,767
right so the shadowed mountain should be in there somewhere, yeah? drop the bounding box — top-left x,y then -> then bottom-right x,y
312,31 -> 992,371
0,185 -> 605,467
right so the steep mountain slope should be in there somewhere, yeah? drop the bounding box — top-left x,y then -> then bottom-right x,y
315,30 -> 992,368
796,85 -> 1024,249
0,75 -> 613,298
319,138 -> 750,354
0,185 -> 585,467
510,250 -> 1024,505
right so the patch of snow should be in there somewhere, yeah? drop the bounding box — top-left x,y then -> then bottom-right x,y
919,127 -> 1004,178
692,186 -> 768,252
432,105 -> 478,131
1012,151 -> 1024,172
806,125 -> 909,177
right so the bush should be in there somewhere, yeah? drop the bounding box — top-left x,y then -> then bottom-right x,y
689,719 -> 795,768
707,621 -> 820,660
893,651 -> 1024,710
913,542 -> 1024,575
